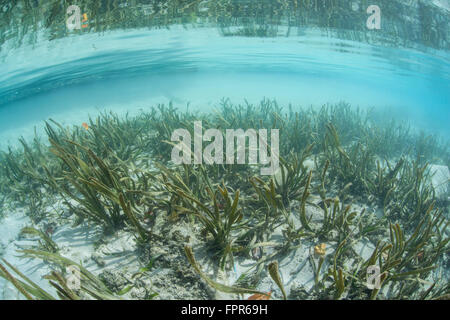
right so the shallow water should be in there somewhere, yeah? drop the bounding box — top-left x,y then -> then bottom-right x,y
0,1 -> 449,301
0,27 -> 449,149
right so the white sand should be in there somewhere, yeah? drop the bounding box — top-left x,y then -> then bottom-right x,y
0,209 -> 54,299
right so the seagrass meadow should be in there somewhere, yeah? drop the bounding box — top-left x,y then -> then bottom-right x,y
0,0 -> 449,302
0,99 -> 449,300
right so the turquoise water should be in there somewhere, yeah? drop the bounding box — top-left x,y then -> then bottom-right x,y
0,5 -> 449,300
0,28 -> 449,148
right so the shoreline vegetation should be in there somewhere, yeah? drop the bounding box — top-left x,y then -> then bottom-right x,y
0,99 -> 449,300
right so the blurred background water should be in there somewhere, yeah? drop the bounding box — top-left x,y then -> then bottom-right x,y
0,0 -> 448,147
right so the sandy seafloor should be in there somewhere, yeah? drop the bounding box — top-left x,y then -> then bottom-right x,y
0,24 -> 449,299
0,127 -> 448,299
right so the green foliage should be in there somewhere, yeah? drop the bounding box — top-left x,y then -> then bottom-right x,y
0,98 -> 448,300
20,226 -> 59,253
184,245 -> 265,296
167,177 -> 246,269
358,205 -> 449,299
0,250 -> 120,300
274,148 -> 313,206
321,122 -> 375,195
268,261 -> 287,300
